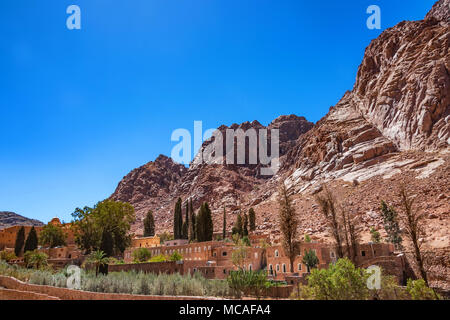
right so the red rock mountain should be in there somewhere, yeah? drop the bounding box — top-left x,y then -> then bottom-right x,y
111,0 -> 449,288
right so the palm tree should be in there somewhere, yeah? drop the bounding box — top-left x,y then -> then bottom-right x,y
87,250 -> 109,276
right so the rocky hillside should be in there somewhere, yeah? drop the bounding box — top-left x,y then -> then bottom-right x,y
111,115 -> 313,231
0,211 -> 43,229
110,0 -> 449,287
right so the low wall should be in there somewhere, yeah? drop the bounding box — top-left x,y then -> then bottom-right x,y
0,288 -> 60,300
242,285 -> 294,299
0,275 -> 222,300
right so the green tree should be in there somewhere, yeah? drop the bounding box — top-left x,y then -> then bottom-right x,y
24,250 -> 48,269
370,227 -> 381,243
87,250 -> 109,276
196,202 -> 213,242
304,234 -> 311,243
302,249 -> 319,272
233,213 -> 243,236
158,231 -> 174,244
23,226 -> 38,253
14,226 -> 25,257
316,187 -> 344,258
278,183 -> 299,273
231,239 -> 248,271
380,201 -> 402,250
169,251 -> 183,261
303,258 -> 370,300
406,279 -> 440,300
143,210 -> 155,237
241,236 -> 251,246
132,247 -> 151,263
243,214 -> 249,236
182,202 -> 189,239
189,199 -> 196,242
173,198 -> 183,239
100,229 -> 114,257
248,208 -> 256,231
222,207 -> 227,240
72,200 -> 135,255
39,223 -> 67,248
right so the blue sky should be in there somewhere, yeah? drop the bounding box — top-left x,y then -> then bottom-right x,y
0,0 -> 436,223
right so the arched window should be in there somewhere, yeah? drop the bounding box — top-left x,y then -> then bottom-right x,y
298,263 -> 302,271
269,264 -> 273,275
282,264 -> 286,273
248,264 -> 252,271
276,264 -> 280,272
275,250 -> 279,257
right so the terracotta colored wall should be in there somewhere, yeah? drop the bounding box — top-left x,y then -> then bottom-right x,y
0,288 -> 60,300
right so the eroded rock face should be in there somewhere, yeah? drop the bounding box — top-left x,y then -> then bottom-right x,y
353,2 -> 450,150
110,2 -> 450,276
111,154 -> 187,204
111,116 -> 313,234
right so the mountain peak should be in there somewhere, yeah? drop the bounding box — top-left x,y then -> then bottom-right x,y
425,0 -> 450,22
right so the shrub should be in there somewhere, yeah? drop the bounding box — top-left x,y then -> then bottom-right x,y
132,248 -> 151,263
300,258 -> 370,300
0,250 -> 17,262
24,250 -> 48,269
169,251 -> 183,262
148,254 -> 167,262
0,259 -> 230,297
406,279 -> 440,300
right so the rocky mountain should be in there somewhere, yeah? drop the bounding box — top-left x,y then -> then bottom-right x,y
0,211 -> 44,229
111,0 -> 449,288
111,115 -> 313,231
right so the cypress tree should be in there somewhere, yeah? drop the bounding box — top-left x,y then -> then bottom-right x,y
182,202 -> 189,239
234,213 -> 243,236
196,202 -> 213,242
222,207 -> 227,240
248,208 -> 256,231
189,199 -> 196,242
173,198 -> 183,239
205,203 -> 213,241
143,210 -> 155,237
24,226 -> 38,253
243,213 -> 249,236
380,200 -> 403,250
14,226 -> 25,257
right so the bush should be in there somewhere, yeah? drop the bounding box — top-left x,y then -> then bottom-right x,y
406,279 -> 440,300
169,251 -> 183,262
132,248 -> 151,263
148,254 -> 167,263
298,258 -> 370,300
0,250 -> 17,262
24,250 -> 48,269
227,270 -> 271,298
